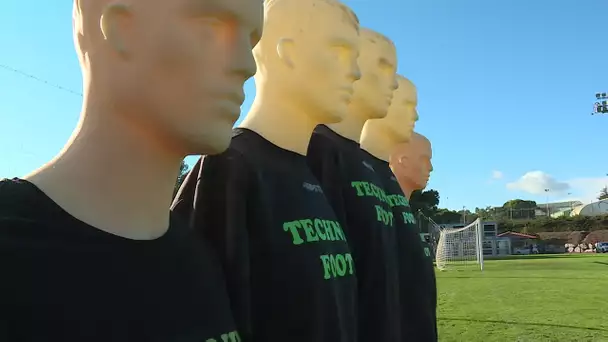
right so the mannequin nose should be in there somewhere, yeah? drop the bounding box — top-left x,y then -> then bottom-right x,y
239,53 -> 258,80
391,77 -> 399,90
349,58 -> 361,82
233,37 -> 258,81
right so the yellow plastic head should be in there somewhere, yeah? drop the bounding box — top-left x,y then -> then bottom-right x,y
349,28 -> 398,120
377,75 -> 418,141
72,0 -> 263,154
254,0 -> 361,123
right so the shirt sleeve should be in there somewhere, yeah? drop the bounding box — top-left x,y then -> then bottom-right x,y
171,151 -> 252,340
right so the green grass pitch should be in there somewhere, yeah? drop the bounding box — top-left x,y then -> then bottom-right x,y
436,254 -> 608,341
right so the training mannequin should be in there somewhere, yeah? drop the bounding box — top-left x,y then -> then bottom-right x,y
389,131 -> 434,283
360,76 -> 438,342
172,0 -> 360,341
307,28 -> 402,342
390,132 -> 433,200
0,0 -> 261,340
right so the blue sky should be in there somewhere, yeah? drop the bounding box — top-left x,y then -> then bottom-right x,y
1,0 -> 607,210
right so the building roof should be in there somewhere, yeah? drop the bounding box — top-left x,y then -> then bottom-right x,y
536,200 -> 583,209
497,231 -> 538,239
570,199 -> 608,216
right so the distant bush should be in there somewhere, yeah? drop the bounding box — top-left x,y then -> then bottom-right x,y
497,214 -> 608,234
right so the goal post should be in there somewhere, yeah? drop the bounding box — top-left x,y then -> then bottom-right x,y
435,218 -> 484,271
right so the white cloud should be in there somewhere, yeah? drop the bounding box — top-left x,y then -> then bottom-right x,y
507,171 -> 608,203
506,171 -> 570,195
491,170 -> 503,180
566,176 -> 608,203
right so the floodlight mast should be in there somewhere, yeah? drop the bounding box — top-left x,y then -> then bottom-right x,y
592,92 -> 608,115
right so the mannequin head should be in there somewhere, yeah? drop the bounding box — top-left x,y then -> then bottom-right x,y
349,28 -> 398,120
390,132 -> 433,194
72,0 -> 262,155
253,0 -> 361,123
374,75 -> 418,142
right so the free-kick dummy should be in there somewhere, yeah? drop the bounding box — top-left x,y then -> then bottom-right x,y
5,0 -> 262,340
172,0 -> 361,341
306,28 -> 402,342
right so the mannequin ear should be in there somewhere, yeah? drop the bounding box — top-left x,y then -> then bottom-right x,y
276,38 -> 296,69
391,154 -> 408,174
398,155 -> 408,166
100,3 -> 132,56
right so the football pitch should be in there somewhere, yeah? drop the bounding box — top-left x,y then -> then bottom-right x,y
436,254 -> 608,342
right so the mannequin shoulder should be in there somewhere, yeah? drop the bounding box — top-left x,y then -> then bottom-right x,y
201,146 -> 249,173
0,178 -> 45,221
197,147 -> 254,189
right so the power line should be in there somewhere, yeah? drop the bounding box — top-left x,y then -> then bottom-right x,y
0,63 -> 82,97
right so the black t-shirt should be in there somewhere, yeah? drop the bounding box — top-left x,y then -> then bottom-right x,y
0,178 -> 239,342
172,128 -> 357,342
363,152 -> 438,342
307,125 -> 401,342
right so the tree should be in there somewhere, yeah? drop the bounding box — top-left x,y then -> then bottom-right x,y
409,189 -> 440,218
432,208 -> 463,224
502,199 -> 537,220
599,186 -> 608,200
173,160 -> 190,198
475,206 -> 495,220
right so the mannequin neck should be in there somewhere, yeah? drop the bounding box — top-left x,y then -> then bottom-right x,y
360,120 -> 399,162
24,93 -> 182,240
239,85 -> 318,156
327,104 -> 369,142
396,175 -> 417,200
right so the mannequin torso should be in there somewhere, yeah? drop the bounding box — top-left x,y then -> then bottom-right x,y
389,132 -> 435,303
360,76 -> 438,342
0,0 -> 261,339
176,129 -> 356,341
173,0 -> 361,341
307,28 -> 403,341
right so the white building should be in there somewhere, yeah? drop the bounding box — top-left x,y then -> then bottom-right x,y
536,200 -> 583,217
570,199 -> 608,217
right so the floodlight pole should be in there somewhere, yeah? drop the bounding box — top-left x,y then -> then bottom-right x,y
544,188 -> 550,217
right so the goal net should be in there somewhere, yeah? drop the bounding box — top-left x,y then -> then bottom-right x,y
435,218 -> 484,271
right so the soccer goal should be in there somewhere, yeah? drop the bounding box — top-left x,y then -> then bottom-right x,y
435,218 -> 484,271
